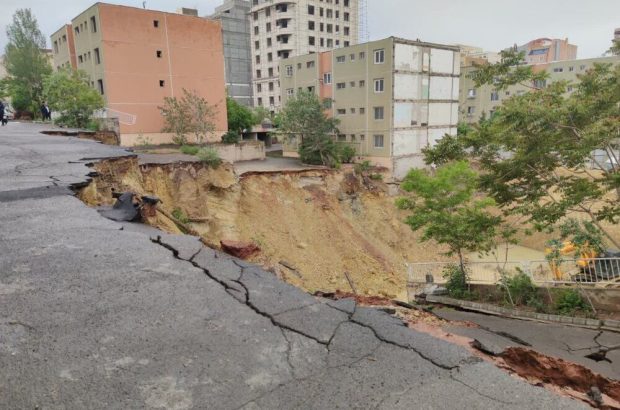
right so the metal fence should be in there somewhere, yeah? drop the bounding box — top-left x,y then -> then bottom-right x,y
408,258 -> 620,287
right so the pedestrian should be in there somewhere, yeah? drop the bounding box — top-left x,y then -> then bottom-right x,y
0,101 -> 5,126
45,102 -> 51,121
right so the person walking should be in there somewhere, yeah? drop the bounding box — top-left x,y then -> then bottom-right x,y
44,103 -> 51,121
0,101 -> 5,126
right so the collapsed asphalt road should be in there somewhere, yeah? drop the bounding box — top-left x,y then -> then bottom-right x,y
0,123 -> 586,409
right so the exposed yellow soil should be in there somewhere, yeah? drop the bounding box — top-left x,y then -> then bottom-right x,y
80,158 -> 448,300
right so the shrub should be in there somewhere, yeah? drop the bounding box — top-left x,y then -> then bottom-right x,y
86,119 -> 100,131
354,160 -> 372,175
221,130 -> 240,144
337,143 -> 356,163
171,208 -> 190,224
180,145 -> 200,155
369,173 -> 383,181
499,271 -> 541,307
443,264 -> 469,299
554,289 -> 591,316
197,147 -> 222,167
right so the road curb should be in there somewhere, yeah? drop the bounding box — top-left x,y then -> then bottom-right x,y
425,295 -> 620,333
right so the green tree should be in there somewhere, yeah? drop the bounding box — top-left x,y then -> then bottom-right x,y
252,106 -> 272,125
159,89 -> 218,145
4,9 -> 52,115
396,161 -> 501,277
43,69 -> 104,128
226,97 -> 254,134
610,39 -> 620,56
278,90 -> 340,166
426,57 -> 620,249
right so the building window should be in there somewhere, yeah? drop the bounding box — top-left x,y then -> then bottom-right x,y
156,50 -> 162,58
285,65 -> 293,76
323,72 -> 332,84
256,69 -> 261,78
90,16 -> 97,33
307,61 -> 315,68
78,55 -> 83,63
97,79 -> 104,94
359,107 -> 365,114
257,84 -> 262,92
359,80 -> 365,87
153,20 -> 159,28
75,26 -> 80,35
350,53 -> 355,61
256,55 -> 260,64
580,65 -> 586,70
336,55 -> 345,63
267,38 -> 272,47
327,39 -> 333,48
269,82 -> 274,91
53,41 -> 58,53
309,21 -> 315,30
467,89 -> 476,98
336,82 -> 346,89
344,11 -> 350,21
344,41 -> 350,47
374,78 -> 384,93
309,36 -> 315,46
350,135 -> 355,141
553,67 -> 564,73
308,5 -> 315,14
337,109 -> 346,115
269,96 -> 275,106
467,106 -> 475,115
569,66 -> 574,72
359,52 -> 365,60
374,106 -> 384,120
350,81 -> 356,87
350,108 -> 356,114
159,80 -> 165,87
94,48 -> 101,64
374,49 -> 385,64
266,22 -> 271,32
287,88 -> 294,96
268,67 -> 274,77
490,91 -> 499,101
337,134 -> 346,141
265,7 -> 271,16
257,97 -> 263,106
360,134 -> 365,141
344,27 -> 350,36
254,26 -> 259,35
267,53 -> 273,62
533,79 -> 546,88
253,12 -> 258,21
374,135 -> 384,148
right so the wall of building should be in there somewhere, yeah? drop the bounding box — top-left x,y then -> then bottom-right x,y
51,25 -> 77,70
517,38 -> 577,64
210,0 -> 253,107
59,4 -> 227,143
459,55 -> 620,123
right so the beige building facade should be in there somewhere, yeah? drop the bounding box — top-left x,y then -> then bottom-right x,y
251,0 -> 360,111
50,3 -> 228,145
516,38 -> 577,64
459,55 -> 620,124
280,37 -> 460,179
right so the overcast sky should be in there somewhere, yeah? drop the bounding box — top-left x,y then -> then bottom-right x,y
1,0 -> 618,58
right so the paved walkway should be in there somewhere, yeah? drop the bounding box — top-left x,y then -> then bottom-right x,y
0,122 -> 584,408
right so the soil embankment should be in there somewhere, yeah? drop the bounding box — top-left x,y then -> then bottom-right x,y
79,158 -> 448,299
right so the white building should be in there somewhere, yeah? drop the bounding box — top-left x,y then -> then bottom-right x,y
250,0 -> 360,111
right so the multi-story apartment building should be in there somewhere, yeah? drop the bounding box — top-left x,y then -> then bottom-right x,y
457,44 -> 501,67
251,0 -> 360,111
459,55 -> 620,123
209,0 -> 253,107
50,3 -> 227,145
51,25 -> 77,70
516,38 -> 577,64
280,37 -> 460,179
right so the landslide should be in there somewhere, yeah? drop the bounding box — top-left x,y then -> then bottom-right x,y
80,157 -> 447,300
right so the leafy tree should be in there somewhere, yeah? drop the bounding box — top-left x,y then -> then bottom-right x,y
226,97 -> 254,134
396,161 -> 501,278
278,90 -> 340,166
4,9 -> 52,115
252,106 -> 272,125
159,89 -> 218,145
43,69 -> 104,128
427,57 -> 620,249
610,39 -> 620,56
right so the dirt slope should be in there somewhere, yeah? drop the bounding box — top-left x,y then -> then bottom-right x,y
80,158 -> 448,300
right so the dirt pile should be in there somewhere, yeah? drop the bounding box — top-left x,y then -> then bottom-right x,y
80,158 -> 448,300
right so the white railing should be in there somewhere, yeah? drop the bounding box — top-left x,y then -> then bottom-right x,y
408,258 -> 620,286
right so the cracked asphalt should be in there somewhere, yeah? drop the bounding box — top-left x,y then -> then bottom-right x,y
0,123 -> 586,409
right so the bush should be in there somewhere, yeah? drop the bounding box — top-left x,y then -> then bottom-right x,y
443,264 -> 469,299
499,271 -> 541,307
221,130 -> 240,144
180,145 -> 200,155
171,208 -> 190,224
354,160 -> 372,175
554,289 -> 591,316
337,143 -> 356,163
197,147 -> 222,167
369,173 -> 383,181
86,119 -> 100,131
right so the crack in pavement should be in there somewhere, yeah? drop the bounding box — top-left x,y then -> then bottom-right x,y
448,371 -> 517,405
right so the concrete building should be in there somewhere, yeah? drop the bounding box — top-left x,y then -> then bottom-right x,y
459,55 -> 620,123
280,37 -> 460,179
51,25 -> 77,70
251,0 -> 360,111
50,3 -> 227,145
209,0 -> 253,107
457,44 -> 501,67
516,38 -> 577,64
